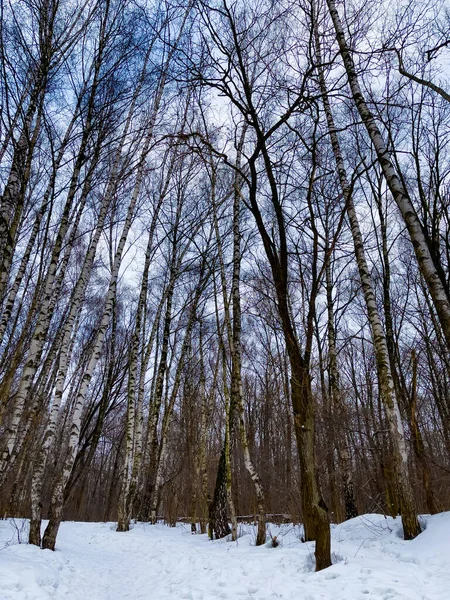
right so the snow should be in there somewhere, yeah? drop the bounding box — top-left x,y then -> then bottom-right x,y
1,513 -> 449,600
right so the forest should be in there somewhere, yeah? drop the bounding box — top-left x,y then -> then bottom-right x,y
0,0 -> 449,575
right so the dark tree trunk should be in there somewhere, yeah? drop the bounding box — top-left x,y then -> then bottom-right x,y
208,444 -> 231,540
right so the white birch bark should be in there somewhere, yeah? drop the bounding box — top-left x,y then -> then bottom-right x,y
27,16 -> 161,544
143,234 -> 180,518
0,94 -> 84,345
39,28 -> 182,543
41,147 -> 143,549
117,177 -> 167,532
326,0 -> 450,352
135,289 -> 170,510
0,83 -> 46,302
0,148 -> 94,483
0,26 -> 110,481
0,0 -> 92,302
230,133 -> 267,546
209,163 -> 238,541
142,220 -> 202,518
148,246 -> 211,524
210,130 -> 267,544
314,13 -> 420,539
197,321 -> 214,534
28,186 -> 114,544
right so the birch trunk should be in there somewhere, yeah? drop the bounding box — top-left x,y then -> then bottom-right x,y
148,262 -> 209,524
117,186 -> 166,532
0,32 -> 108,483
230,130 -> 267,545
28,188 -> 111,545
314,16 -> 420,539
128,155 -> 180,515
197,322 -> 214,534
325,247 -> 357,521
40,62 -> 166,548
211,178 -> 238,541
134,288 -> 170,515
28,30 -> 161,545
213,281 -> 238,541
208,443 -> 231,540
0,93 -> 83,345
0,0 -> 93,301
0,147 -> 95,484
126,4 -> 193,519
0,79 -> 46,303
142,238 -> 179,520
41,173 -> 136,550
326,0 -> 450,352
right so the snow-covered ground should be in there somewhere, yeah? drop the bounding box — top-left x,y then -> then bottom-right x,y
1,513 -> 449,600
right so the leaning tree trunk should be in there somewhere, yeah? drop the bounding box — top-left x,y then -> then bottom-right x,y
41,98 -> 156,550
313,16 -> 420,540
0,38 -> 106,485
28,179 -> 115,546
37,11 -> 181,541
0,147 -> 96,486
41,238 -> 123,549
326,0 -> 450,353
0,68 -> 95,348
0,79 -> 46,304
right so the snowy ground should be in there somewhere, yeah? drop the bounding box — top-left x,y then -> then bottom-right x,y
1,513 -> 449,600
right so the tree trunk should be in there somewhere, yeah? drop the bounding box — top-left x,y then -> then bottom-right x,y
41,94 -> 156,548
314,15 -> 420,540
410,350 -> 438,515
325,250 -> 357,521
326,0 -> 450,353
148,254 -> 210,524
117,184 -> 166,532
230,132 -> 267,545
208,444 -> 231,540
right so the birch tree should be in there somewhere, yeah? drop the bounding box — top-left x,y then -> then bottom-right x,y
313,7 -> 420,539
325,0 -> 450,353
